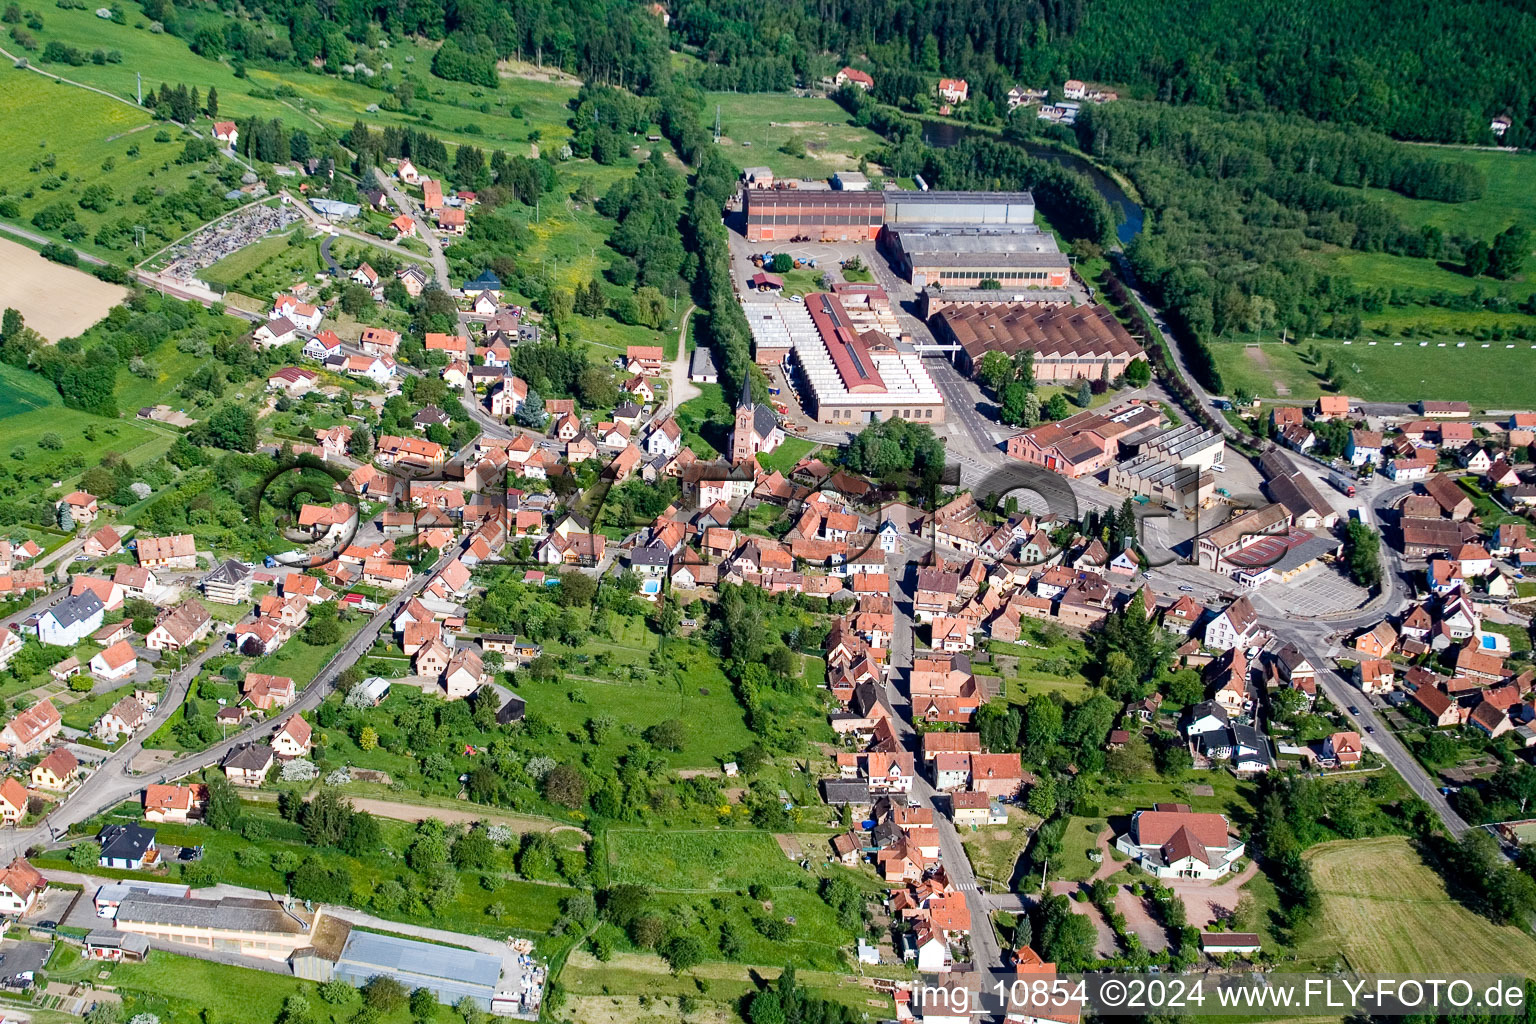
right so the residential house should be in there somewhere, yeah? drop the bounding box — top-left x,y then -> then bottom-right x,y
1204,596 -> 1259,651
58,491 -> 99,526
242,673 -> 296,711
90,640 -> 138,683
39,591 -> 105,646
81,525 -> 123,558
98,823 -> 157,870
272,716 -> 313,758
1113,806 -> 1245,879
136,533 -> 197,569
95,695 -> 149,741
31,747 -> 80,792
223,744 -> 275,787
0,701 -> 61,758
145,600 -> 211,652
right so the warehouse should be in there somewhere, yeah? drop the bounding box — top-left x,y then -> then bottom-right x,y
883,225 -> 1071,289
111,893 -> 335,962
883,191 -> 1036,226
1120,423 -> 1226,470
930,302 -> 1146,382
785,293 -> 946,425
1106,455 -> 1215,509
743,189 -> 884,242
742,298 -> 814,367
333,930 -> 505,1011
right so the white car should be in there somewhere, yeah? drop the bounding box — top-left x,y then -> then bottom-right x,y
789,294 -> 804,303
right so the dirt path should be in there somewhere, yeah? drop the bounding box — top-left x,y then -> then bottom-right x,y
1089,826 -> 1119,881
665,304 -> 701,411
340,795 -> 588,837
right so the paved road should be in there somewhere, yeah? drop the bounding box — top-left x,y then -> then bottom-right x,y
885,565 -> 1004,979
5,549 -> 453,860
370,170 -> 450,287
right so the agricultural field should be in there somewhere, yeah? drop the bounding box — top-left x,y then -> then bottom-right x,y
707,92 -> 886,180
606,828 -> 795,890
1301,836 -> 1536,974
1208,336 -> 1536,410
0,238 -> 128,340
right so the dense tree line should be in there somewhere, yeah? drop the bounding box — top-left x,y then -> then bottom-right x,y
1066,101 -> 1521,392
668,0 -> 1535,145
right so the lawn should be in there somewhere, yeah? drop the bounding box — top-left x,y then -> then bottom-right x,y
985,627 -> 1096,703
510,640 -> 756,771
959,805 -> 1040,888
58,681 -> 140,731
200,225 -> 316,293
675,381 -> 731,457
757,437 -> 818,474
606,828 -> 797,891
1208,336 -> 1536,410
1300,835 -> 1536,974
707,92 -> 886,181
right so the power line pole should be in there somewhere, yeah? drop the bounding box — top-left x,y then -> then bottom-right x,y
713,104 -> 721,143
136,71 -> 142,107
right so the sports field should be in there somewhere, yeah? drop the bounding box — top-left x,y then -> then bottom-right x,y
1301,836 -> 1536,974
0,237 -> 128,340
607,829 -> 796,891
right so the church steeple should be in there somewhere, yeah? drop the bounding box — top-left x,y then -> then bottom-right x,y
736,366 -> 754,412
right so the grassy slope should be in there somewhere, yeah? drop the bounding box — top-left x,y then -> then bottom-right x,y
707,92 -> 885,180
1359,150 -> 1536,239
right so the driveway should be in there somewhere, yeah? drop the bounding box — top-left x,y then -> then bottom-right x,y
1162,859 -> 1259,929
1114,885 -> 1169,952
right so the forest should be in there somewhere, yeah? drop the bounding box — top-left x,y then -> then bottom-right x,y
1071,101 -> 1535,391
669,0 -> 1534,146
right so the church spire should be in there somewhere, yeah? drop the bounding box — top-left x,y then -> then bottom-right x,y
737,365 -> 754,411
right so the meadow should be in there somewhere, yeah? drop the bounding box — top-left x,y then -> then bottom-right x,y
1208,336 -> 1536,409
14,4 -> 581,154
1300,836 -> 1536,974
606,828 -> 794,890
0,70 -> 234,258
707,92 -> 886,181
1358,149 -> 1536,240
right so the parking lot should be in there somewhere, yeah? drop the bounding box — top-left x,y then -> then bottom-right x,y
1260,565 -> 1370,616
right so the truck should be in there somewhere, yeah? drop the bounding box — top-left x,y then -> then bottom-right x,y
1331,474 -> 1356,497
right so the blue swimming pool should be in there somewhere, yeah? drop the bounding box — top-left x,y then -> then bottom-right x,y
1481,634 -> 1498,649
641,578 -> 662,596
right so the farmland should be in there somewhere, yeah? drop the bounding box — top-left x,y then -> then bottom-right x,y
0,237 -> 128,340
1209,336 -> 1536,410
707,92 -> 886,180
1301,836 -> 1536,974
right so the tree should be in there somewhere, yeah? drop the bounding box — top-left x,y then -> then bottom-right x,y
1344,519 -> 1382,587
1489,225 -> 1531,280
977,350 -> 1014,391
514,387 -> 547,428
205,86 -> 217,117
358,725 -> 378,750
1465,239 -> 1491,277
70,841 -> 100,870
409,989 -> 436,1019
1075,378 -> 1093,407
204,772 -> 242,830
1124,358 -> 1152,387
543,763 -> 586,808
361,976 -> 408,1013
659,933 -> 705,974
1043,393 -> 1071,421
643,718 -> 686,751
770,253 -> 793,274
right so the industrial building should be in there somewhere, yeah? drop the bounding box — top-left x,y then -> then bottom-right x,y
743,189 -> 884,242
1106,455 -> 1215,509
1120,423 -> 1225,471
883,191 -> 1036,226
332,929 -> 505,1011
883,225 -> 1071,289
930,302 -> 1146,382
110,893 -> 339,962
780,294 -> 946,426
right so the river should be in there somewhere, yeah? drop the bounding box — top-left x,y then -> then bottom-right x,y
919,120 -> 1144,246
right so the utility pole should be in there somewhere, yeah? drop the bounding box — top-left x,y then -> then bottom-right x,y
136,71 -> 142,107
714,104 -> 721,144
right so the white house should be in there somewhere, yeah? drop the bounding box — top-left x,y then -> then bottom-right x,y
1203,596 -> 1259,652
397,158 -> 422,185
90,640 -> 138,683
254,316 -> 300,347
38,592 -> 105,647
1114,806 -> 1245,879
303,333 -> 344,361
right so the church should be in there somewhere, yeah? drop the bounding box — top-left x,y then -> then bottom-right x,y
729,369 -> 784,463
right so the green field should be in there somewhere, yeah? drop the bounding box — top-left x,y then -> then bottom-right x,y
708,92 -> 886,180
16,4 -> 581,154
1209,336 -> 1536,409
757,437 -> 818,474
1301,836 -> 1536,974
1310,247 -> 1536,306
0,362 -> 160,466
607,828 -> 796,890
1359,149 -> 1536,240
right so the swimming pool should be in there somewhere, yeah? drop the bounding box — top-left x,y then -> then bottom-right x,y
641,578 -> 662,596
1481,635 -> 1498,650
